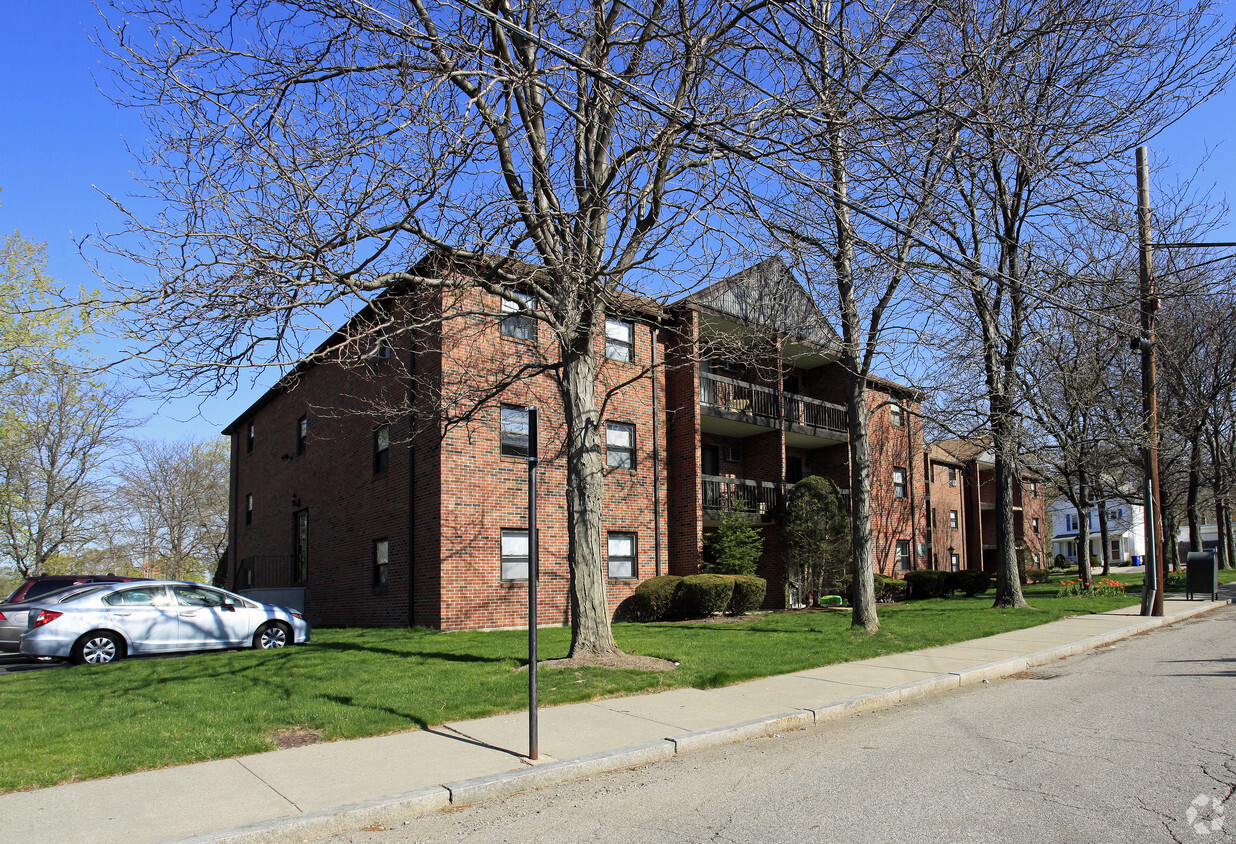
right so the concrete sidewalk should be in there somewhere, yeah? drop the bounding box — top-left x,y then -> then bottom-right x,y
2,593 -> 1230,844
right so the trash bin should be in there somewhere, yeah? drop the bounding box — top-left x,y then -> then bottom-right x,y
1131,555 -> 1143,566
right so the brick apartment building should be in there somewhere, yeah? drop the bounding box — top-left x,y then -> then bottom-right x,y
924,439 -> 1049,573
223,258 -> 1038,629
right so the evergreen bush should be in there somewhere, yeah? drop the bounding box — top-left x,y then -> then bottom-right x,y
727,575 -> 767,615
702,506 -> 763,576
903,570 -> 949,599
627,575 -> 683,621
674,574 -> 735,617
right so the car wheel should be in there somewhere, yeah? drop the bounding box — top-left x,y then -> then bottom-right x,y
72,632 -> 123,665
254,622 -> 290,650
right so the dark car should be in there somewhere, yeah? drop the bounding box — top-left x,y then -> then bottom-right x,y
4,575 -> 148,605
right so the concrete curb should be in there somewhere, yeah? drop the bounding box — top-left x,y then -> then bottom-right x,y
181,597 -> 1232,844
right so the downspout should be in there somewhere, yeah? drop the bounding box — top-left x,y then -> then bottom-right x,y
652,323 -> 662,577
406,343 -> 417,626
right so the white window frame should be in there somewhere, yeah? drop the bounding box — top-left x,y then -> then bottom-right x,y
500,405 -> 531,458
605,318 -> 634,362
501,529 -> 529,581
893,467 -> 907,499
607,532 -> 637,579
606,421 -> 635,469
500,292 -> 535,341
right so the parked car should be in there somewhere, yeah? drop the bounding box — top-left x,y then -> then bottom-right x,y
0,584 -> 109,654
4,574 -> 148,605
19,581 -> 311,665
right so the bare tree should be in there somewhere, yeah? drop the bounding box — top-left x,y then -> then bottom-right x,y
738,0 -> 958,631
114,439 -> 229,582
920,0 -> 1233,608
96,0 -> 762,657
0,363 -> 131,578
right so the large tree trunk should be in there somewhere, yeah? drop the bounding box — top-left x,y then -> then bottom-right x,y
561,342 -> 618,658
990,407 -> 1027,608
1098,498 -> 1112,576
844,372 -> 878,632
1076,472 -> 1093,587
1225,502 -> 1235,572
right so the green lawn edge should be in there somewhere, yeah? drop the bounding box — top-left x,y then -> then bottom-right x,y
1,573 -> 1228,793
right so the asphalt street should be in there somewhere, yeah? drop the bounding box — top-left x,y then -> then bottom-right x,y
310,606 -> 1235,844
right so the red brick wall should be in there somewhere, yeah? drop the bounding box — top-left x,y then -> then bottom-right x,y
925,458 -> 967,571
865,390 -> 927,575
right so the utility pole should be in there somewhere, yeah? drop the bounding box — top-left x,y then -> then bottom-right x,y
1136,145 -> 1166,617
1134,147 -> 1236,614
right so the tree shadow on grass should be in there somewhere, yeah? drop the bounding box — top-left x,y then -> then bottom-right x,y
311,641 -> 511,663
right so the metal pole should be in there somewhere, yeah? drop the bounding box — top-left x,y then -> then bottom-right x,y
1136,145 -> 1165,616
527,407 -> 539,760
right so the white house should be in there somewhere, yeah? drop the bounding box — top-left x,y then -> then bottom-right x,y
1049,497 -> 1146,564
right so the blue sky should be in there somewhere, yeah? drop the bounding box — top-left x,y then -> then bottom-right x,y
1,1 -> 1233,443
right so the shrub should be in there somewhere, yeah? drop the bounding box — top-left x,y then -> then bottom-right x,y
702,507 -> 763,576
727,575 -> 767,615
625,575 -> 682,621
1053,553 -> 1069,569
873,573 -> 908,602
903,570 -> 950,600
1166,570 -> 1188,591
1024,568 -> 1050,584
674,574 -> 735,618
948,569 -> 993,597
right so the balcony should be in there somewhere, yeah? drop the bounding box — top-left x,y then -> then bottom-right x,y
235,555 -> 298,589
702,475 -> 783,522
700,373 -> 847,446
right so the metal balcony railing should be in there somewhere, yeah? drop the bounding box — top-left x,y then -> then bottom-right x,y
235,555 -> 298,589
702,475 -> 784,521
700,373 -> 847,437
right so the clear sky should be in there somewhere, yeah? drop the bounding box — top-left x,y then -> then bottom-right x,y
1,1 -> 1233,444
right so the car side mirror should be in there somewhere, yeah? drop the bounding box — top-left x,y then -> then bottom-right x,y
222,601 -> 236,612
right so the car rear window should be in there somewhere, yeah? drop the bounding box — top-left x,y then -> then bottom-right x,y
23,580 -> 86,601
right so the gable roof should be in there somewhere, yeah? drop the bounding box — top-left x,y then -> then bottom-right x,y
676,258 -> 841,351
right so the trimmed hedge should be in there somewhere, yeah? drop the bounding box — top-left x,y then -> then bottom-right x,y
675,574 -> 735,618
727,575 -> 767,615
948,569 -> 993,597
622,575 -> 683,621
874,573 -> 907,602
1024,567 -> 1050,584
903,570 -> 949,600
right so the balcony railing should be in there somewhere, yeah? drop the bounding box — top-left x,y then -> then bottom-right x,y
235,555 -> 298,589
702,475 -> 783,521
700,373 -> 847,437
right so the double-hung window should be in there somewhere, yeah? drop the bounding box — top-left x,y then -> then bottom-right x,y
606,421 -> 635,469
608,532 -> 637,579
500,405 -> 531,458
890,401 -> 905,428
245,493 -> 253,526
896,540 -> 911,572
296,416 -> 308,455
949,510 -> 959,529
605,318 -> 634,362
373,540 -> 389,589
501,529 -> 530,581
500,291 -> 535,340
374,425 -> 390,474
893,467 -> 907,499
948,467 -> 958,487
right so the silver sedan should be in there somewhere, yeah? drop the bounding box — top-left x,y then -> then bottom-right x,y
0,584 -> 107,654
20,581 -> 311,665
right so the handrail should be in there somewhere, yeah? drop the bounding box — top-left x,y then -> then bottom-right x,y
700,372 -> 847,435
701,474 -> 784,518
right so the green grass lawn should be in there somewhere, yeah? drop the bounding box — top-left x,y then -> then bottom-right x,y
0,584 -> 1152,792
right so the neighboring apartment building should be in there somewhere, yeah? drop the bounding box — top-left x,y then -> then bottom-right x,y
222,257 -> 981,630
1050,497 -> 1146,564
923,439 -> 1049,571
